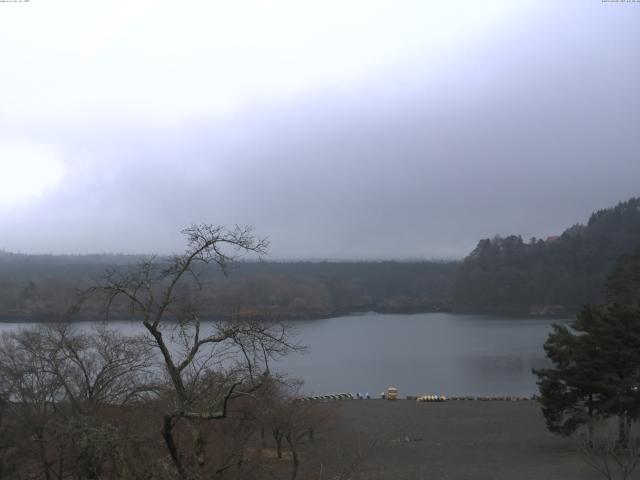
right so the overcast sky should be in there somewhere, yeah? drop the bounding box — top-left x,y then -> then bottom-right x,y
1,1 -> 639,259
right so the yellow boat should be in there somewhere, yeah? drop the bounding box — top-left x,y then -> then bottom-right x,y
387,386 -> 398,400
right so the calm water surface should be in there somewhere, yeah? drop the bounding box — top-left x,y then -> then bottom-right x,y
0,312 -> 566,397
275,312 -> 567,396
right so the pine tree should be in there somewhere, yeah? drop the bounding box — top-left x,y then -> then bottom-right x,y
534,247 -> 640,445
534,314 -> 602,441
606,244 -> 640,308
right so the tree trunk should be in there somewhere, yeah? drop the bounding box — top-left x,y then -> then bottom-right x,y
190,419 -> 206,470
286,433 -> 299,480
587,395 -> 594,448
272,429 -> 284,459
163,415 -> 189,480
35,429 -> 51,480
618,411 -> 628,447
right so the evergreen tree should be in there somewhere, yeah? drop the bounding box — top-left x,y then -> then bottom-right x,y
534,313 -> 602,440
454,197 -> 640,312
534,263 -> 640,445
606,244 -> 640,307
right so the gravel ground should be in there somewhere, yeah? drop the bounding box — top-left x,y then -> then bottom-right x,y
295,399 -> 607,480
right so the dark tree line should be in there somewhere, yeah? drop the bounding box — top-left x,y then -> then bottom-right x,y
453,197 -> 640,314
534,245 -> 640,479
0,253 -> 457,321
3,196 -> 640,320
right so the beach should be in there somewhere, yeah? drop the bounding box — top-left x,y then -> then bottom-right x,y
294,399 -> 602,480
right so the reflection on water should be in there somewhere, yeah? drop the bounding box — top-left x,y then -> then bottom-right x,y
0,313 -> 568,397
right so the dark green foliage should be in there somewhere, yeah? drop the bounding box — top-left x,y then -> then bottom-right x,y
534,249 -> 640,443
535,313 -> 602,436
606,244 -> 640,307
454,197 -> 640,314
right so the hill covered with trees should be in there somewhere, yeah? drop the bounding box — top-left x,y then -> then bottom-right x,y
0,252 -> 456,321
452,197 -> 640,315
2,197 -> 640,320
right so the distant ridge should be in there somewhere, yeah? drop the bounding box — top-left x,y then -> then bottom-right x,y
2,197 -> 639,320
452,197 -> 640,315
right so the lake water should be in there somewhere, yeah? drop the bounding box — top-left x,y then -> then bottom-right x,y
0,312 -> 566,397
274,312 -> 565,397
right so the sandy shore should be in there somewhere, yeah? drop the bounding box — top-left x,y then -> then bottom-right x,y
295,399 -> 602,480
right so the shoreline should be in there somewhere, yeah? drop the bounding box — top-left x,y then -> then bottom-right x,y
0,307 -> 575,323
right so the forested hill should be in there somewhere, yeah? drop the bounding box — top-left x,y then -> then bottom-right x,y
2,197 -> 640,320
452,197 -> 640,315
0,253 -> 457,321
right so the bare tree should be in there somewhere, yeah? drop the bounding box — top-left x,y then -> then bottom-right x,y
39,323 -> 156,411
0,371 -> 18,479
0,323 -> 159,480
254,380 -> 333,480
578,425 -> 640,480
89,224 -> 301,480
0,328 -> 66,480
